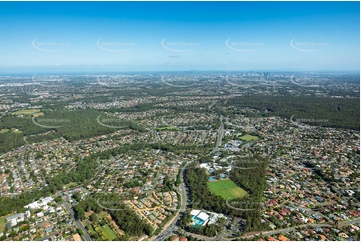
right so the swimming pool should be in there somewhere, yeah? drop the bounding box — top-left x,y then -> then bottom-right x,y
209,176 -> 217,181
192,216 -> 205,227
219,173 -> 227,179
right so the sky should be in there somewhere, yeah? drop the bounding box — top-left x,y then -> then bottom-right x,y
0,1 -> 359,73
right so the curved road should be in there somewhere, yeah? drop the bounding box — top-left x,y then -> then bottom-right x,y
154,161 -> 191,241
155,116 -> 225,241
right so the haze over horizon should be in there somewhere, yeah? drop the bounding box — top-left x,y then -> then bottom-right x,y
0,1 -> 359,73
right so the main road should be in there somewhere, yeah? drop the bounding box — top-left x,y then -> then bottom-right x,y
57,191 -> 92,241
153,161 -> 191,241
222,218 -> 360,241
208,115 -> 224,156
154,115 -> 225,241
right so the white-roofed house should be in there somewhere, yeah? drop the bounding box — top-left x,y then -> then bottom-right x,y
24,201 -> 41,210
190,210 -> 201,216
6,213 -> 25,227
40,197 -> 54,206
197,212 -> 209,222
199,163 -> 210,169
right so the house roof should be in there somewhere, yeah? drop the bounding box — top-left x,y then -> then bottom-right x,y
267,236 -> 277,241
73,233 -> 81,241
197,212 -> 209,221
190,210 -> 200,216
278,235 -> 289,241
6,213 -> 24,221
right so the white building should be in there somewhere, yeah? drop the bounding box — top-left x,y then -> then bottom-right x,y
24,196 -> 54,210
199,163 -> 210,169
197,212 -> 209,222
190,210 -> 201,216
190,210 -> 209,226
6,213 -> 25,227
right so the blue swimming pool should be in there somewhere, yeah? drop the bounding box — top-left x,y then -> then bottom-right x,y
209,176 -> 217,181
192,216 -> 205,227
219,173 -> 228,179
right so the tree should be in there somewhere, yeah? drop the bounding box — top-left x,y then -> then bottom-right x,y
144,224 -> 154,236
99,220 -> 106,226
54,196 -> 62,203
9,231 -> 17,238
74,206 -> 85,220
90,213 -> 98,222
77,228 -> 84,236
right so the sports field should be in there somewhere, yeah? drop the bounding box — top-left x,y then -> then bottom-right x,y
100,224 -> 118,240
207,179 -> 248,200
0,216 -> 6,232
0,213 -> 16,232
240,134 -> 259,141
12,109 -> 44,117
156,126 -> 179,131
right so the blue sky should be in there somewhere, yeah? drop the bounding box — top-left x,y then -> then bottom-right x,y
0,1 -> 359,73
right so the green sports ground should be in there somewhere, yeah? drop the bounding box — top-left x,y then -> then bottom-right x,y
207,179 -> 248,200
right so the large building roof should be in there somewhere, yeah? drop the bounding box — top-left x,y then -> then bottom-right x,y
25,196 -> 54,209
41,197 -> 54,204
6,213 -> 24,221
190,210 -> 201,216
197,212 -> 209,221
73,233 -> 81,241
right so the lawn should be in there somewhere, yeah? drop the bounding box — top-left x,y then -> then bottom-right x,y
0,216 -> 6,232
11,128 -> 23,134
98,211 -> 109,219
84,210 -> 94,219
100,224 -> 118,240
0,128 -> 22,134
87,223 -> 96,234
0,213 -> 16,232
12,109 -> 44,117
240,134 -> 259,142
0,129 -> 9,134
156,126 -> 179,131
63,182 -> 78,189
207,179 -> 248,200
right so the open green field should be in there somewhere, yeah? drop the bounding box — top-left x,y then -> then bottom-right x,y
207,179 -> 248,200
0,129 -> 9,134
239,134 -> 259,142
0,213 -> 16,232
64,182 -> 78,189
100,224 -> 118,240
0,216 -> 6,232
0,128 -> 22,134
12,109 -> 44,117
156,126 -> 179,131
11,128 -> 22,134
88,223 -> 96,234
98,211 -> 109,219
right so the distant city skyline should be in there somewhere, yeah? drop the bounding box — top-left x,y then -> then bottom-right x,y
0,1 -> 359,73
